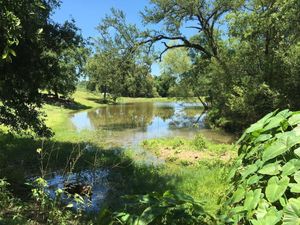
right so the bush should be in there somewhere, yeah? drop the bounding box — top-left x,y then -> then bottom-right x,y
192,134 -> 207,151
220,109 -> 300,224
103,191 -> 214,225
0,178 -> 86,225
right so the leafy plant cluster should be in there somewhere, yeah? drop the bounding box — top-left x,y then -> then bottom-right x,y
220,109 -> 300,224
103,191 -> 214,225
0,177 -> 87,225
192,134 -> 207,151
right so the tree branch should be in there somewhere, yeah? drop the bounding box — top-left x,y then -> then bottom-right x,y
140,34 -> 212,59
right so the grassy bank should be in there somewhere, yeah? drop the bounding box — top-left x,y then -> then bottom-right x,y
140,135 -> 236,213
0,89 -> 235,224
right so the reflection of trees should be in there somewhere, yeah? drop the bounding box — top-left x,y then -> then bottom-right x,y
184,106 -> 203,117
87,103 -> 156,131
85,102 -> 203,131
168,106 -> 204,129
153,106 -> 174,121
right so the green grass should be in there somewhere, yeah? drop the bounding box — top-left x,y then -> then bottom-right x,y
117,96 -> 178,103
139,136 -> 236,214
160,161 -> 232,213
0,88 -> 236,223
141,134 -> 236,160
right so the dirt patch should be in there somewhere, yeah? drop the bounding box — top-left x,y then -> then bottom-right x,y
155,147 -> 235,163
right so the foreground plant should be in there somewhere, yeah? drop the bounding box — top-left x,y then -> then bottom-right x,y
99,190 -> 214,225
0,177 -> 89,225
220,109 -> 300,224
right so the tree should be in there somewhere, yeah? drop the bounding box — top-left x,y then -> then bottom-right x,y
42,21 -> 88,98
0,0 -> 59,136
206,0 -> 300,131
86,50 -> 123,102
86,9 -> 156,102
0,0 -> 86,136
141,0 -> 242,61
140,0 -> 300,132
154,73 -> 176,97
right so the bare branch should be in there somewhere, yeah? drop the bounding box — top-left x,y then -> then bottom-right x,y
140,34 -> 212,58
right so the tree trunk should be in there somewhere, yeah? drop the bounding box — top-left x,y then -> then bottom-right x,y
103,90 -> 107,101
198,96 -> 209,111
54,88 -> 59,99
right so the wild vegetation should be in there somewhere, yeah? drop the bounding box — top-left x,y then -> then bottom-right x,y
0,0 -> 299,224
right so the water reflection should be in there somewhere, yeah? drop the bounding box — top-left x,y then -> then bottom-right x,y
70,102 -> 234,146
45,169 -> 109,212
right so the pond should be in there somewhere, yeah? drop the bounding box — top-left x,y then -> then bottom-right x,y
45,102 -> 234,211
70,102 -> 234,146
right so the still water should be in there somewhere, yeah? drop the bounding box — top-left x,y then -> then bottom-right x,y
70,102 -> 234,146
46,102 -> 234,211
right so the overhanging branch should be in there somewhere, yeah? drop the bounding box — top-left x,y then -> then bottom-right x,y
140,34 -> 212,60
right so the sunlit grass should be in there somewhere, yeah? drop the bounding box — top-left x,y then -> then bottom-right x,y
0,88 -> 236,222
160,161 -> 232,213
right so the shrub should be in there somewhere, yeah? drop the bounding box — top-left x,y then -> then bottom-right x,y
104,191 -> 214,225
192,134 -> 207,151
172,139 -> 184,149
220,109 -> 300,224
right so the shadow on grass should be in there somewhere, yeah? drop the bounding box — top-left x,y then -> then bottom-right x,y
42,94 -> 91,110
0,132 -> 180,210
86,97 -> 117,105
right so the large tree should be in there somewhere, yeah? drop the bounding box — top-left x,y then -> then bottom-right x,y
86,9 -> 156,102
0,0 -> 85,136
140,0 -> 300,132
42,20 -> 88,98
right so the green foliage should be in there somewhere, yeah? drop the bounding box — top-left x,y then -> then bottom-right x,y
0,177 -> 86,225
154,73 -> 176,97
141,0 -> 300,132
86,9 -> 157,102
160,45 -> 192,76
192,134 -> 207,151
0,0 -> 87,136
220,109 -> 300,224
43,20 -> 89,98
107,191 -> 214,225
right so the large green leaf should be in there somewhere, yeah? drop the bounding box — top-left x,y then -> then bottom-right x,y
295,171 -> 300,183
245,111 -> 275,134
139,206 -> 166,225
231,186 -> 245,204
275,130 -> 300,149
289,168 -> 300,194
258,161 -> 282,175
251,207 -> 282,225
262,110 -> 291,132
262,141 -> 288,162
265,176 -> 290,203
294,148 -> 300,157
255,199 -> 270,219
254,134 -> 273,144
282,160 -> 300,176
244,189 -> 261,211
289,184 -> 300,193
246,175 -> 262,185
283,198 -> 300,225
241,164 -> 258,179
262,131 -> 300,162
288,113 -> 300,126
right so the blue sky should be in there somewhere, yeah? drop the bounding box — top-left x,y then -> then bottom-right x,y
52,0 -> 161,75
